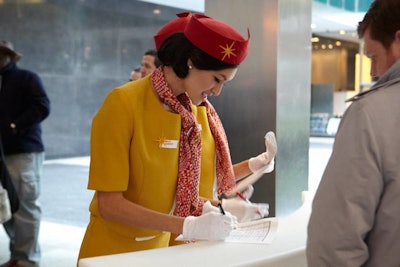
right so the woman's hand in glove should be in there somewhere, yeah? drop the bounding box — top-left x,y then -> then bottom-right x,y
182,212 -> 237,241
248,131 -> 277,173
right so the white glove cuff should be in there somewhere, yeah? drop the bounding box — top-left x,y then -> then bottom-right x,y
248,156 -> 262,173
263,159 -> 275,173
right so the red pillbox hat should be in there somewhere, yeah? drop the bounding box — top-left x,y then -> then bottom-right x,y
184,15 -> 250,65
154,12 -> 209,50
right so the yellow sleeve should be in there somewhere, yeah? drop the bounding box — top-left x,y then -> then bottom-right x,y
88,88 -> 134,191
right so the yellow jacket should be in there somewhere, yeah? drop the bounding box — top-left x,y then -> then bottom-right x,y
79,76 -> 215,258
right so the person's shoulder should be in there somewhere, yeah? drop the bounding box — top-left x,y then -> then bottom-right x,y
13,64 -> 34,74
347,77 -> 400,103
111,76 -> 152,99
13,65 -> 41,79
346,88 -> 380,103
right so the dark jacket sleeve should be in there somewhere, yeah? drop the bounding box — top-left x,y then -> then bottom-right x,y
13,71 -> 50,131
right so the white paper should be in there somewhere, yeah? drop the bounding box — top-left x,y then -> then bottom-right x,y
176,217 -> 278,244
225,217 -> 278,244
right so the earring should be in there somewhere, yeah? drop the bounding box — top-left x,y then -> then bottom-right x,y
188,65 -> 193,69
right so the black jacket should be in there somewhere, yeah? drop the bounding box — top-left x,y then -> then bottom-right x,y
0,62 -> 50,155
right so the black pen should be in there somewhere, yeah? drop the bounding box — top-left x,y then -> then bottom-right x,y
218,203 -> 226,215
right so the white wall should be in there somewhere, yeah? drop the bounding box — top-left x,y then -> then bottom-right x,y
137,0 -> 204,12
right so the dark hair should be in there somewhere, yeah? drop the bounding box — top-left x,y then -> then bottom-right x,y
144,49 -> 162,68
157,33 -> 237,79
357,0 -> 400,49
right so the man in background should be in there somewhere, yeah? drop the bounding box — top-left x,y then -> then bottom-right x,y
129,66 -> 141,81
0,40 -> 50,267
129,49 -> 161,81
307,0 -> 400,266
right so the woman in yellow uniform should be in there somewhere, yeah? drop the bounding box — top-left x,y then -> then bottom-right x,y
78,12 -> 276,260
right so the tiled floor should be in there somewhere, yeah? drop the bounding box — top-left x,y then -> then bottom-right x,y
0,137 -> 333,267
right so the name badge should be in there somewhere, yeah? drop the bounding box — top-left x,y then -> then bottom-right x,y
160,139 -> 178,149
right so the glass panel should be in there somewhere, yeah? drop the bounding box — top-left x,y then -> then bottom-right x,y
344,0 -> 355,11
358,0 -> 373,12
329,0 -> 343,9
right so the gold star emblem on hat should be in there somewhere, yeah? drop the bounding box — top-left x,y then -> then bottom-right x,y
220,41 -> 237,61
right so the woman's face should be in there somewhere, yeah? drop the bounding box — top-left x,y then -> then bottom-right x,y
182,64 -> 237,105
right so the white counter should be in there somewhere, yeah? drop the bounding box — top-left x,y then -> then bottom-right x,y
79,194 -> 311,267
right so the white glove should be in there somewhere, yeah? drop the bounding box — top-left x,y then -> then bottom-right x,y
201,201 -> 238,223
222,198 -> 269,223
182,212 -> 236,241
248,131 -> 277,173
201,201 -> 219,215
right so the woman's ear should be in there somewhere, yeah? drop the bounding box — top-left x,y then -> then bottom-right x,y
187,59 -> 193,69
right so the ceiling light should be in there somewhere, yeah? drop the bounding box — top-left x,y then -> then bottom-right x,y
311,37 -> 320,43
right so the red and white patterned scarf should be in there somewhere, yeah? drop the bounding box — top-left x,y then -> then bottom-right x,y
151,67 -> 236,217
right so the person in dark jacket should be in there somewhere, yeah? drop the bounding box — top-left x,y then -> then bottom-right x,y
0,40 -> 50,267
